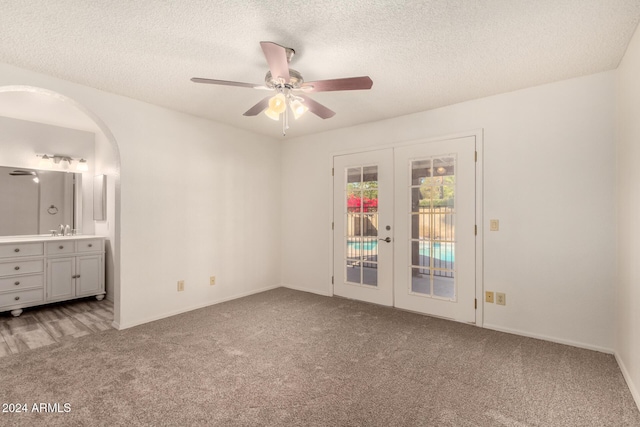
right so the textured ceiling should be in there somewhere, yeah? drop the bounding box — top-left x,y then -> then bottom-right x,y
0,1 -> 639,139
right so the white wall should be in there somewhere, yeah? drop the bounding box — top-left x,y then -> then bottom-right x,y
616,24 -> 640,408
281,71 -> 616,352
93,131 -> 119,302
0,62 -> 282,328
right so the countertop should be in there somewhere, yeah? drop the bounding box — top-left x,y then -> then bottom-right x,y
0,235 -> 105,243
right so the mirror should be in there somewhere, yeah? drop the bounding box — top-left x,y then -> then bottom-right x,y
0,166 -> 81,236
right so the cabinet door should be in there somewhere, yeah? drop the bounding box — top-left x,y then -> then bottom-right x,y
47,257 -> 75,302
76,255 -> 104,297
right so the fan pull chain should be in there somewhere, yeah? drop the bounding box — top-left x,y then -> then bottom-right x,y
282,104 -> 290,136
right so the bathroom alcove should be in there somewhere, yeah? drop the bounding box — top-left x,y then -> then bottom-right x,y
0,86 -> 122,326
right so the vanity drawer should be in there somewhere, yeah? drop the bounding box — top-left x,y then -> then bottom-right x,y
0,259 -> 44,277
0,274 -> 43,292
0,288 -> 44,308
0,242 -> 44,259
46,241 -> 75,255
76,239 -> 103,253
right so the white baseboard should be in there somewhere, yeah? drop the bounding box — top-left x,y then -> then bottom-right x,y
483,323 -> 614,354
114,284 -> 281,330
615,351 -> 640,412
282,283 -> 331,297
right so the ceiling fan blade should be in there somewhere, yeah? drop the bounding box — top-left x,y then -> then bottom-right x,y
298,95 -> 335,119
260,41 -> 290,83
243,96 -> 272,116
191,77 -> 262,89
301,76 -> 373,92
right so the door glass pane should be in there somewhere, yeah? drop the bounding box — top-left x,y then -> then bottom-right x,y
346,262 -> 361,284
432,186 -> 455,208
363,214 -> 378,236
347,167 -> 361,184
411,188 -> 424,212
411,267 -> 431,295
431,211 -> 455,241
344,165 -> 378,287
411,213 -> 431,240
409,156 -> 456,300
346,238 -> 362,261
363,262 -> 378,286
411,160 -> 431,185
362,237 -> 378,274
347,214 -> 362,236
363,166 -> 378,184
433,157 -> 455,183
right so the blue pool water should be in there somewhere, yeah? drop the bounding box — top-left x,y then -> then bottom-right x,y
347,240 -> 455,262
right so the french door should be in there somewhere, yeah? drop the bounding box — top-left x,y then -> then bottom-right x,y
333,136 -> 477,323
333,149 -> 394,306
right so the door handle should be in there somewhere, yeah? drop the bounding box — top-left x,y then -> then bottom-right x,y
378,237 -> 391,243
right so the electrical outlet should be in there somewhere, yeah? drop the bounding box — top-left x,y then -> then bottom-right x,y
490,219 -> 499,231
210,276 -> 216,286
485,291 -> 494,303
177,280 -> 185,292
496,292 -> 506,305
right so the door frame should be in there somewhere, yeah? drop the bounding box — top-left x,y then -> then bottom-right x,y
328,129 -> 484,326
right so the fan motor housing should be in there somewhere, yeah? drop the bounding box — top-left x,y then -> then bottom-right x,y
265,69 -> 304,89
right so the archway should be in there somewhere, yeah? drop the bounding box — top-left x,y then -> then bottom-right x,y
0,85 -> 122,326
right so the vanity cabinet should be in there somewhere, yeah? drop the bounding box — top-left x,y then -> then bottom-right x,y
0,237 -> 105,316
47,254 -> 104,302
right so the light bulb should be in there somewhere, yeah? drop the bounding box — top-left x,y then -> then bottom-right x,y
290,99 -> 308,120
264,108 -> 280,121
268,93 -> 286,114
60,158 -> 70,170
39,155 -> 53,168
76,159 -> 89,172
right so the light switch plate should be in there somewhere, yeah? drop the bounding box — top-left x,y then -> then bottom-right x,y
496,292 -> 506,305
490,219 -> 499,231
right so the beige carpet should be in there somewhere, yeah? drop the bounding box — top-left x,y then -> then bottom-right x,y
0,288 -> 638,426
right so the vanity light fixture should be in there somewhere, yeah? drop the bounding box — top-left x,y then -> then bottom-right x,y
36,154 -> 89,172
76,159 -> 89,172
58,157 -> 70,170
38,154 -> 54,168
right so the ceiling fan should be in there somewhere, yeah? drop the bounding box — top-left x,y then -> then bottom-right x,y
191,41 -> 373,135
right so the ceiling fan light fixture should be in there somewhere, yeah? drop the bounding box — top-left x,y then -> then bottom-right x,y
268,93 -> 286,114
191,41 -> 373,135
264,108 -> 281,121
290,99 -> 308,120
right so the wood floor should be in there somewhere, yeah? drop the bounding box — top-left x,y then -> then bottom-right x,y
0,298 -> 113,357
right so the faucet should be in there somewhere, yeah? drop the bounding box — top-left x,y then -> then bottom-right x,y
59,224 -> 65,236
59,224 -> 71,236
